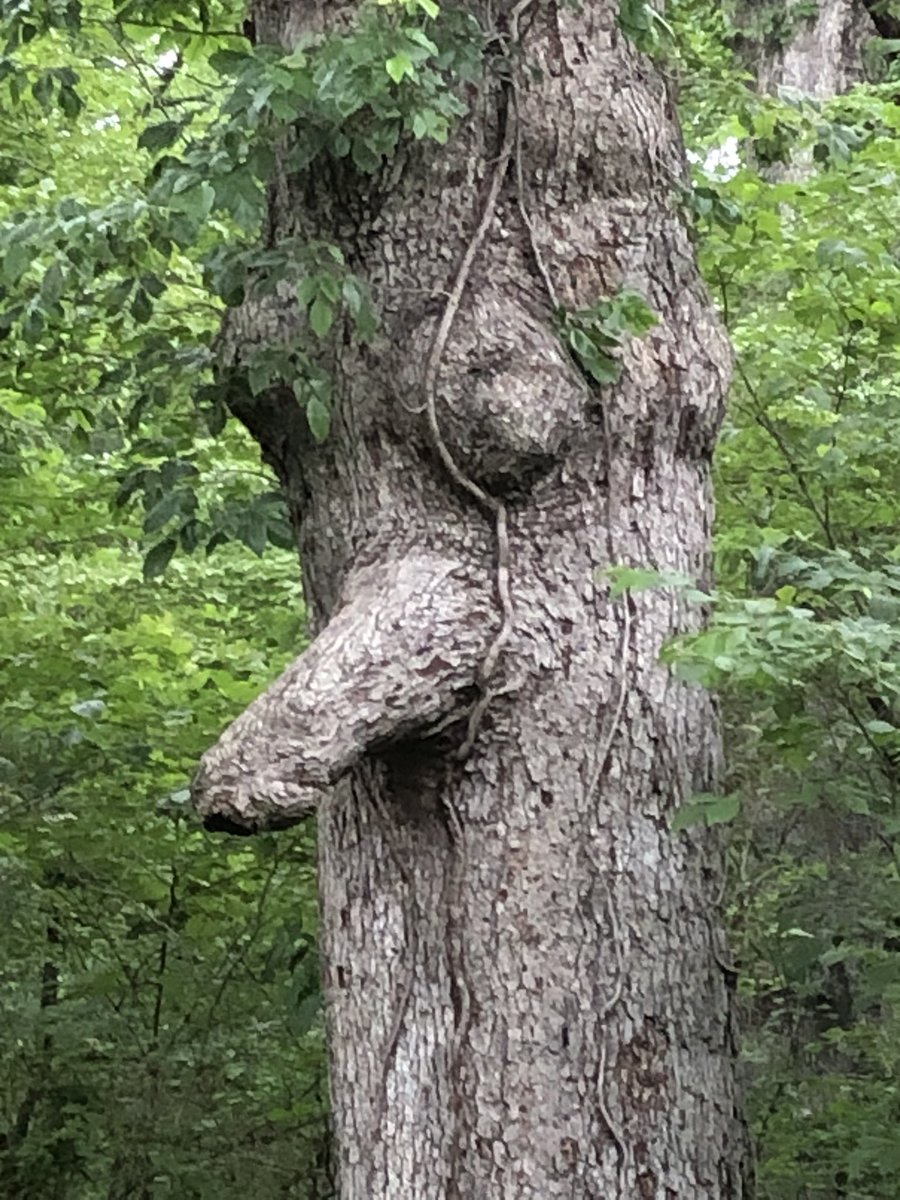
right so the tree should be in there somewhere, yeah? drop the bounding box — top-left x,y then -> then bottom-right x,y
190,1 -> 749,1194
748,0 -> 875,98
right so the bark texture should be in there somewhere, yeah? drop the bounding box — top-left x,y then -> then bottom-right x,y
194,1 -> 748,1195
749,0 -> 879,96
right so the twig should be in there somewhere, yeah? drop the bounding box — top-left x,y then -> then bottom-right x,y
596,1040 -> 628,1174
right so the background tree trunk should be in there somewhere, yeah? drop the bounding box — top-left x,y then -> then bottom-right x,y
194,1 -> 748,1195
756,0 -> 872,96
734,0 -> 887,97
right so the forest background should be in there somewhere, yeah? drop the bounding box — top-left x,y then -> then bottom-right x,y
0,0 -> 898,1196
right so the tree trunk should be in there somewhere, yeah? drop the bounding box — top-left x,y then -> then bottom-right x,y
193,1 -> 748,1195
740,0 -> 878,96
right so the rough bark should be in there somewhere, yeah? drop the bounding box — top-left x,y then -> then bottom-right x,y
193,1 -> 748,1195
743,0 -> 881,96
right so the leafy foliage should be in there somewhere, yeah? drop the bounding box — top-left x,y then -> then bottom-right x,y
0,421 -> 330,1197
557,289 -> 658,386
0,0 -> 483,504
666,4 -> 900,1193
0,4 -> 331,1195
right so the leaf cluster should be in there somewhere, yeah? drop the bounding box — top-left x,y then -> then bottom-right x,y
557,289 -> 658,386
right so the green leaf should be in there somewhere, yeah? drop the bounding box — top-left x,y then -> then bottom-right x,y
297,277 -> 318,306
701,793 -> 741,825
138,120 -> 183,153
70,698 -> 107,719
237,511 -> 267,557
866,720 -> 895,735
266,517 -> 295,550
317,273 -> 341,304
58,84 -> 82,119
585,354 -> 619,384
616,290 -> 658,334
341,277 -> 362,317
167,181 -> 215,220
208,48 -> 253,75
405,29 -> 439,54
31,71 -> 54,111
308,295 -> 334,338
143,491 -> 183,533
385,53 -> 415,84
568,327 -> 598,360
288,990 -> 321,1036
672,793 -> 741,831
248,358 -> 276,396
671,802 -> 708,832
602,566 -> 695,597
142,538 -> 177,581
305,394 -> 331,442
140,272 -> 166,299
4,240 -> 31,285
41,263 -> 64,306
131,288 -> 153,324
106,277 -> 136,310
204,398 -> 228,435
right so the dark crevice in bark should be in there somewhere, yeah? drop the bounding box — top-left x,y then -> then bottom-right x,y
221,374 -> 312,492
862,0 -> 900,39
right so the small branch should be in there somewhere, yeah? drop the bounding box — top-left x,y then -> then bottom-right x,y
733,358 -> 836,549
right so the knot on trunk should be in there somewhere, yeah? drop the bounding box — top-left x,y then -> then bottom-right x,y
398,287 -> 590,492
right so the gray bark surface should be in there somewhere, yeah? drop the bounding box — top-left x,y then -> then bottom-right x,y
194,1 -> 748,1195
752,0 -> 877,96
